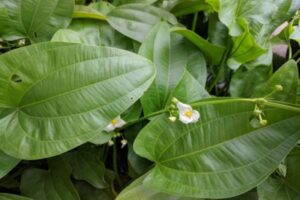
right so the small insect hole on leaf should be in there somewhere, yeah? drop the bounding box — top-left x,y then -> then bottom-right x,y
11,74 -> 22,83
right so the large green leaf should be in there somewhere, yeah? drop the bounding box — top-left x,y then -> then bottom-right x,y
117,171 -> 202,200
139,22 -> 206,114
0,42 -> 155,159
0,193 -> 33,200
253,60 -> 298,103
0,0 -> 74,42
107,3 -> 177,42
0,150 -> 20,179
65,149 -> 107,189
170,27 -> 225,65
134,99 -> 300,198
20,157 -> 80,200
75,181 -> 114,200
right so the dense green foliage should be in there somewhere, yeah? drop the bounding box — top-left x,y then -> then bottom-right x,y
0,0 -> 300,199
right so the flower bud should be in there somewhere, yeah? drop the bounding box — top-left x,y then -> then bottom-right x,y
169,116 -> 177,122
171,97 -> 178,104
275,85 -> 283,91
259,119 -> 268,126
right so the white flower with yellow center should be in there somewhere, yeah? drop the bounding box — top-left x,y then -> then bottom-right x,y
176,101 -> 200,124
104,116 -> 126,132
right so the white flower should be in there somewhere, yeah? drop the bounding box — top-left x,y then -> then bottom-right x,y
176,101 -> 200,124
104,116 -> 126,132
120,139 -> 128,148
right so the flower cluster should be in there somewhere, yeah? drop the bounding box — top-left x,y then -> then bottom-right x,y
104,116 -> 127,148
169,97 -> 200,124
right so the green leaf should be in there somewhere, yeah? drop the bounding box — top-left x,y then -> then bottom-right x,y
0,0 -> 74,42
75,181 -> 114,200
230,65 -> 272,98
134,99 -> 300,198
89,132 -> 113,145
0,150 -> 20,179
0,42 -> 155,159
116,0 -> 158,5
139,22 -> 205,114
290,22 -> 300,44
107,3 -> 177,42
285,147 -> 300,193
219,0 -> 300,47
170,27 -> 225,65
172,70 -> 210,103
227,20 -> 266,70
297,80 -> 300,105
51,29 -> 83,43
0,193 -> 33,200
89,2 -> 115,15
128,144 -> 152,178
170,0 -> 216,16
65,149 -> 108,189
20,157 -> 80,200
257,177 -> 300,200
253,60 -> 299,103
117,171 -> 202,200
207,13 -> 228,47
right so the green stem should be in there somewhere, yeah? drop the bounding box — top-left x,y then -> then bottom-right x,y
292,48 -> 300,59
208,47 -> 231,92
113,138 -> 123,189
264,101 -> 300,113
192,12 -> 198,32
296,57 -> 300,64
72,11 -> 107,21
288,42 -> 293,59
118,109 -> 168,131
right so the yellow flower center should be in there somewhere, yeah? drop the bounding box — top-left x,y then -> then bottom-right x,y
184,110 -> 193,118
111,119 -> 118,125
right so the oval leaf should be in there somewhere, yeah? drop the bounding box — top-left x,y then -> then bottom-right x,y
0,42 -> 155,159
134,99 -> 300,198
0,193 -> 33,200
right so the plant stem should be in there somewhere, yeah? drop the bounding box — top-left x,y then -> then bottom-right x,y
296,57 -> 300,64
113,138 -> 123,189
208,47 -> 231,92
288,42 -> 293,59
118,109 -> 168,131
292,48 -> 300,59
192,12 -> 198,32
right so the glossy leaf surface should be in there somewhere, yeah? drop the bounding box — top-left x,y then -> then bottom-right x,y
134,99 -> 300,198
0,42 -> 155,159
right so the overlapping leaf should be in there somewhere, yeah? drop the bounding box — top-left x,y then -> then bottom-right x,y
20,157 -> 80,200
134,99 -> 300,198
0,150 -> 20,179
0,42 -> 155,159
0,193 -> 33,200
0,0 -> 74,42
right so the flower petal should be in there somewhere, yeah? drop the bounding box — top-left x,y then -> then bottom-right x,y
179,115 -> 194,124
104,123 -> 115,132
176,101 -> 192,114
115,118 -> 126,128
191,110 -> 200,122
